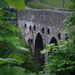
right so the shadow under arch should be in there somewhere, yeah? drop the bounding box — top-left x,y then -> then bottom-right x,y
49,37 -> 58,55
35,33 -> 44,64
50,37 -> 58,45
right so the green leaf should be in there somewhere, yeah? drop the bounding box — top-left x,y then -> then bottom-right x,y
57,62 -> 65,67
8,54 -> 23,63
4,11 -> 15,19
17,46 -> 29,51
0,58 -> 7,65
0,65 -> 25,75
5,0 -> 25,10
5,36 -> 20,45
0,0 -> 8,8
9,25 -> 20,33
10,66 -> 25,75
0,35 -> 3,41
0,58 -> 19,65
40,49 -> 48,54
67,66 -> 75,70
63,19 -> 68,22
45,43 -> 55,48
0,65 -> 10,75
5,24 -> 20,33
56,68 -> 65,72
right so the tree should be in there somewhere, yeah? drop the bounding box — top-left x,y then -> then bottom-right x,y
69,0 -> 75,10
0,0 -> 28,74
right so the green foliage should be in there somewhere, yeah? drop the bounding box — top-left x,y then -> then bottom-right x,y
42,40 -> 75,75
0,9 -> 21,52
0,58 -> 20,65
5,0 -> 25,10
27,1 -> 50,9
0,65 -> 25,75
25,0 -> 33,3
0,0 -> 8,8
68,0 -> 75,10
0,0 -> 38,74
8,54 -> 23,63
40,1 -> 75,75
22,58 -> 42,73
40,43 -> 56,54
37,0 -> 70,9
0,0 -> 43,74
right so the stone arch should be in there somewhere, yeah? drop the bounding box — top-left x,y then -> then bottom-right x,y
35,33 -> 44,64
49,37 -> 58,55
50,37 -> 57,45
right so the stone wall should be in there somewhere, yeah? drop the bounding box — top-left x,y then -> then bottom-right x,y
17,9 -> 71,64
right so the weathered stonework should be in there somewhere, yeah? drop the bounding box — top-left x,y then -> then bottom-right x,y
17,9 -> 71,64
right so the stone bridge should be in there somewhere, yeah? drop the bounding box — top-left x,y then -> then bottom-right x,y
17,9 -> 71,64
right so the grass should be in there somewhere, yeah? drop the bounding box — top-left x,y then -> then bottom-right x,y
27,1 -> 50,9
37,0 -> 71,9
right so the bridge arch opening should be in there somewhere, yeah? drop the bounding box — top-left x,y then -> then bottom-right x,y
35,33 -> 44,64
49,37 -> 58,55
50,37 -> 57,45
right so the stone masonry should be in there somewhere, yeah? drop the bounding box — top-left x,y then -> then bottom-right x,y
17,9 -> 71,64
